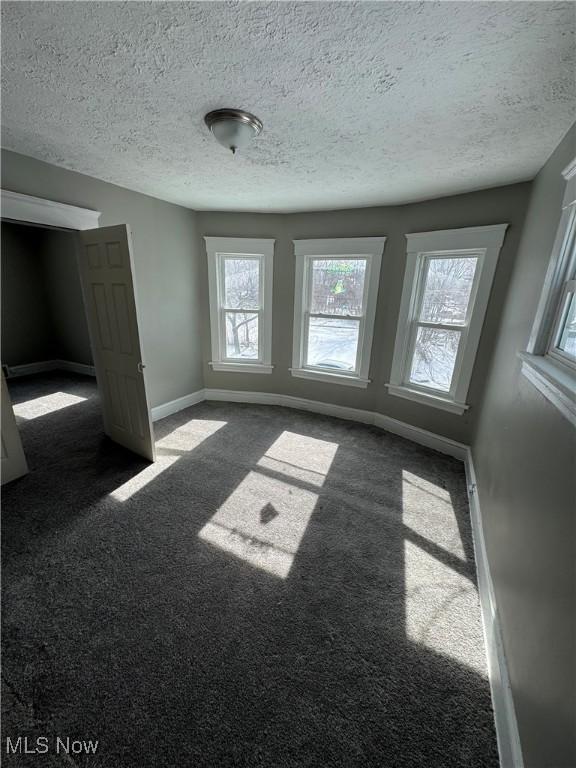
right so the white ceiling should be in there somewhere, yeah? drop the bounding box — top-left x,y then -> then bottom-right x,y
1,1 -> 574,212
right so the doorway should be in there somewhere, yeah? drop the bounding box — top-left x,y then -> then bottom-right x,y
1,190 -> 156,486
1,219 -> 99,478
2,221 -> 95,377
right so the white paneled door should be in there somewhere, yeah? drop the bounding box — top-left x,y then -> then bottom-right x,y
78,225 -> 156,462
1,372 -> 29,485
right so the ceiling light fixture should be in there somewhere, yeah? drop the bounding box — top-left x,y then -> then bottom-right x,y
204,108 -> 263,155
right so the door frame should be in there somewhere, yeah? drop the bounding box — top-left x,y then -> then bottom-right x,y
1,189 -> 101,230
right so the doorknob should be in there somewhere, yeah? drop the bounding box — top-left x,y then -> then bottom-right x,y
137,362 -> 146,373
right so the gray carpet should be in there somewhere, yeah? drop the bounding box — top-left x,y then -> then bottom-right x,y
2,372 -> 498,768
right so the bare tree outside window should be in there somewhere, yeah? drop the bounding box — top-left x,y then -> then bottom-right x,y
410,327 -> 461,391
223,258 -> 260,358
420,257 -> 477,324
409,256 -> 478,391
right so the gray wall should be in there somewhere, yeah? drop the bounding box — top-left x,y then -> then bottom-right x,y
199,182 -> 531,444
1,222 -> 56,365
472,125 -> 576,767
1,149 -> 204,409
40,227 -> 93,366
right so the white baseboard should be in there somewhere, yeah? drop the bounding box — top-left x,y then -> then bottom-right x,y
151,389 -> 205,422
373,411 -> 468,460
203,388 -> 467,460
465,449 -> 524,768
6,359 -> 95,378
206,387 -> 375,421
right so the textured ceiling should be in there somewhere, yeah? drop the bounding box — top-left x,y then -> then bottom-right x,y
1,1 -> 575,212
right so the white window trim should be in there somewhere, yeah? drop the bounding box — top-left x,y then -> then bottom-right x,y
520,157 -> 576,426
527,158 -> 576,355
387,224 -> 508,414
518,352 -> 576,427
291,237 -> 386,388
205,236 -> 275,374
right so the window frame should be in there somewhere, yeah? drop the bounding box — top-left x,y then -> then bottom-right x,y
520,157 -> 576,425
205,237 -> 274,374
291,237 -> 386,388
543,210 -> 576,372
387,225 -> 508,415
402,249 -> 485,400
548,276 -> 576,371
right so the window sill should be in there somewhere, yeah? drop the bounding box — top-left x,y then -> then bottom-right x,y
518,352 -> 576,426
385,383 -> 469,415
209,362 -> 273,374
290,368 -> 370,388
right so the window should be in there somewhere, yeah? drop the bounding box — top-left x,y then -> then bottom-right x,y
387,225 -> 508,414
520,157 -> 576,425
547,221 -> 576,370
291,237 -> 386,388
205,237 -> 274,373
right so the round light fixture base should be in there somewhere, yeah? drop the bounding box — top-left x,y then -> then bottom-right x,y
204,108 -> 263,154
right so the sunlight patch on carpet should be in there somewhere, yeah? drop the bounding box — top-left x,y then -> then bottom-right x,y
404,539 -> 485,675
155,419 -> 227,451
402,469 -> 465,559
199,431 -> 338,577
12,391 -> 88,420
110,419 -> 226,501
257,430 -> 338,486
199,470 -> 319,578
